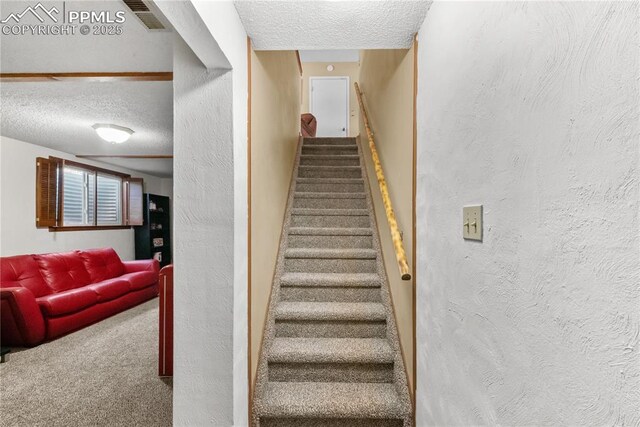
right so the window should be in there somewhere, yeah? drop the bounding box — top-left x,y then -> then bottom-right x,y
36,157 -> 143,231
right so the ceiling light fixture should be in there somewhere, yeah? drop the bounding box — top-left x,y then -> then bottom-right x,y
92,123 -> 134,144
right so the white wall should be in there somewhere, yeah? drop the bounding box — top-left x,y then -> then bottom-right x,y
172,35 -> 234,425
193,0 -> 249,426
416,2 -> 639,425
161,1 -> 248,424
189,3 -> 249,424
0,135 -> 171,260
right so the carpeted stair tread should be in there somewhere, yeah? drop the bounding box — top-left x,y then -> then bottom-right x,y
291,208 -> 369,217
259,382 -> 406,419
275,302 -> 386,321
296,177 -> 363,183
298,165 -> 362,179
300,155 -> 360,160
302,144 -> 358,149
296,177 -> 364,187
294,192 -> 366,199
303,137 -> 357,144
299,165 -> 361,170
289,227 -> 372,236
296,176 -> 364,184
280,273 -> 381,288
300,155 -> 361,167
285,248 -> 377,260
268,338 -> 394,364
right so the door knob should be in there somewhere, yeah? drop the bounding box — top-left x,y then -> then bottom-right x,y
342,128 -> 346,131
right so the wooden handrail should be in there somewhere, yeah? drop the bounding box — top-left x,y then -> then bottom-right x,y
354,82 -> 411,281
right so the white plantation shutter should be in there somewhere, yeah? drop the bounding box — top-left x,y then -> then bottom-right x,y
63,167 -> 95,226
88,174 -> 96,221
97,174 -> 122,225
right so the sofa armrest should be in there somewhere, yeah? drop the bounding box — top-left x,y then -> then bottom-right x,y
122,259 -> 160,275
0,287 -> 45,347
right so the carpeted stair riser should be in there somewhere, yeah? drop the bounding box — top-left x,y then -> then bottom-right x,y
280,272 -> 381,288
298,166 -> 362,179
287,234 -> 373,249
275,320 -> 387,339
269,362 -> 394,383
284,247 -> 376,259
275,301 -> 385,319
303,137 -> 357,145
294,192 -> 366,200
300,155 -> 361,166
279,286 -> 381,303
292,208 -> 368,216
289,227 -> 372,237
295,181 -> 364,193
293,196 -> 367,209
261,418 -> 403,427
284,258 -> 377,274
301,146 -> 359,155
291,215 -> 370,228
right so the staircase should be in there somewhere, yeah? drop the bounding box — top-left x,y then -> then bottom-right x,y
252,137 -> 412,427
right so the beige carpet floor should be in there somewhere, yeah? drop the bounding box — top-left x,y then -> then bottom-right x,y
0,298 -> 172,427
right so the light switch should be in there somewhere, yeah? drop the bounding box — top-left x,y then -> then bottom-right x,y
463,205 -> 483,241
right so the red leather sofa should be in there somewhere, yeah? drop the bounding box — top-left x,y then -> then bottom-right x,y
0,248 -> 159,347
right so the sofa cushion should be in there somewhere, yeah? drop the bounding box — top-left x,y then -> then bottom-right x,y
34,252 -> 92,292
0,255 -> 51,297
87,278 -> 130,302
37,287 -> 98,316
78,248 -> 126,283
121,271 -> 157,291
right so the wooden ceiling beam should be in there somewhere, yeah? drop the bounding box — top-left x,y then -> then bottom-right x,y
76,155 -> 173,159
0,72 -> 173,82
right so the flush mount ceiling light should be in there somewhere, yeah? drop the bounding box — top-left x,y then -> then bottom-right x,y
92,123 -> 134,144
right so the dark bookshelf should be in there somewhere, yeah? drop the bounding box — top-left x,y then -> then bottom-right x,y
134,193 -> 172,268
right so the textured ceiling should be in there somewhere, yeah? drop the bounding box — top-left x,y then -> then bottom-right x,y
234,0 -> 431,50
299,50 -> 360,63
0,1 -> 173,177
0,81 -> 173,177
0,0 -> 173,73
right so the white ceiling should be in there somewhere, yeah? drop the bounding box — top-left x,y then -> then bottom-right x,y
0,80 -> 173,176
299,50 -> 360,63
234,0 -> 431,50
0,1 -> 173,177
0,1 -> 173,73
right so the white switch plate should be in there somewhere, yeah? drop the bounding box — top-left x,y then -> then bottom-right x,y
463,205 -> 483,241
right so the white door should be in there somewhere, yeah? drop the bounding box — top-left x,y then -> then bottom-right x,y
310,77 -> 349,137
